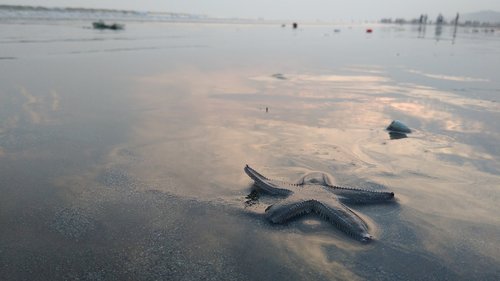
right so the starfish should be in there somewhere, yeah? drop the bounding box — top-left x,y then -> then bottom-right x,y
244,165 -> 395,242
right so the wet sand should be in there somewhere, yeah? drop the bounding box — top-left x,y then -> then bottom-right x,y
0,21 -> 499,280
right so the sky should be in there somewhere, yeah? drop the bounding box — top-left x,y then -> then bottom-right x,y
2,0 -> 500,21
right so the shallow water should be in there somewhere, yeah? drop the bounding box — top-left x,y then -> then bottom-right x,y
0,20 -> 499,280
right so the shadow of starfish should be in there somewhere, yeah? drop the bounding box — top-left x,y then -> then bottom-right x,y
244,165 -> 395,242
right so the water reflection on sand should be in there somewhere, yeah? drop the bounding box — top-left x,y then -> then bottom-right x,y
1,22 -> 499,280
119,64 -> 499,279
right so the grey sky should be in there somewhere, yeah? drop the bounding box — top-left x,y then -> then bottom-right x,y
3,0 -> 500,20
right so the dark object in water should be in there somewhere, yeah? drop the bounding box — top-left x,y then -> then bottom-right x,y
92,21 -> 124,30
293,22 -> 298,29
387,120 -> 411,134
366,28 -> 373,33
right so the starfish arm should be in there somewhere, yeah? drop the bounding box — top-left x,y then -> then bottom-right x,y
265,198 -> 315,223
329,186 -> 394,204
313,200 -> 372,242
244,165 -> 293,195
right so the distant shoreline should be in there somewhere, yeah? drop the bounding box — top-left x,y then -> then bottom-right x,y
1,5 -> 499,27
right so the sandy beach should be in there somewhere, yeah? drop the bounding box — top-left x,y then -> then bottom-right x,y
0,19 -> 499,280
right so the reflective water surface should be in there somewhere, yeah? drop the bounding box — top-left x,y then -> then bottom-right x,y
1,21 -> 499,280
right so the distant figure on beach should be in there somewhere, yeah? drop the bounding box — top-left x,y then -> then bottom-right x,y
418,14 -> 428,38
436,13 -> 444,25
266,107 -> 269,113
418,14 -> 428,25
452,13 -> 459,43
293,22 -> 298,29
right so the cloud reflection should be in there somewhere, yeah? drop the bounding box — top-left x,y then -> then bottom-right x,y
20,87 -> 43,124
19,87 -> 60,125
272,232 -> 364,281
408,69 -> 489,82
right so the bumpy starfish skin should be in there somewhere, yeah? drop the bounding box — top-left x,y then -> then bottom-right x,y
244,165 -> 395,242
